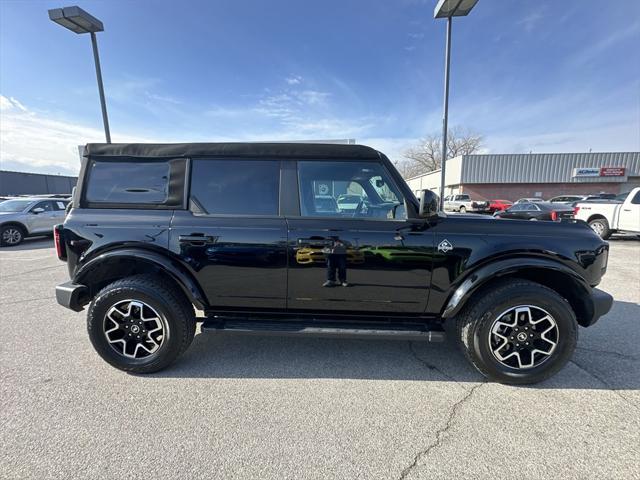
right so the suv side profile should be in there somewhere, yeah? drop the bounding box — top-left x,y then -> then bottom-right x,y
1,197 -> 69,246
55,143 -> 612,384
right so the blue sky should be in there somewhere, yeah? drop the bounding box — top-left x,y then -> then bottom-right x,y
1,0 -> 639,175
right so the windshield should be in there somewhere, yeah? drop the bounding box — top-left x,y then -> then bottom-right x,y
0,199 -> 32,212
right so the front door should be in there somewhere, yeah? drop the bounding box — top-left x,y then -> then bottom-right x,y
169,158 -> 287,311
28,200 -> 58,233
286,160 -> 434,314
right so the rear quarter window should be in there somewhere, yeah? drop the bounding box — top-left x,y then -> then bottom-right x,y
83,158 -> 186,208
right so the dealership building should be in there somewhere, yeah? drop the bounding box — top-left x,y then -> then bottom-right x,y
405,152 -> 640,201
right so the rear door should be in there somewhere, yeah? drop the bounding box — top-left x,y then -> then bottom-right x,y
169,158 -> 288,311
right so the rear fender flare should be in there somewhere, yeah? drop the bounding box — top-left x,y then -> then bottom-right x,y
74,248 -> 207,309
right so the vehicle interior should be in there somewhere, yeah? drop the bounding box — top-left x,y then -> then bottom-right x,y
299,162 -> 406,219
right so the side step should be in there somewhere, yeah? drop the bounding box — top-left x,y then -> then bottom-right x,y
200,319 -> 445,342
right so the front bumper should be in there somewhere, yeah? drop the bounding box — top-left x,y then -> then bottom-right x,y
585,288 -> 614,327
56,281 -> 89,312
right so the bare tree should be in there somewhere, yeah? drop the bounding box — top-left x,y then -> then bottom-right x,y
401,127 -> 483,177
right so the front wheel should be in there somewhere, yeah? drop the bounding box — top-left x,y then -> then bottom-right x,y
456,279 -> 577,385
87,274 -> 196,373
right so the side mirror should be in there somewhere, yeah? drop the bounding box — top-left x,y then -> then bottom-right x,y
31,207 -> 45,214
419,189 -> 439,218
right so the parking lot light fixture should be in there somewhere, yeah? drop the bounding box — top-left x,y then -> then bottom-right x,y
48,6 -> 111,143
433,0 -> 479,209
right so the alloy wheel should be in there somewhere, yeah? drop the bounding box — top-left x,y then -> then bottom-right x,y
590,221 -> 605,236
2,228 -> 22,245
488,305 -> 558,369
103,299 -> 167,359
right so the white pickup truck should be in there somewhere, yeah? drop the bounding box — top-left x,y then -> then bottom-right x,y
573,187 -> 640,239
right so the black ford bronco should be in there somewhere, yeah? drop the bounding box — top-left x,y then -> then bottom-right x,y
55,143 -> 613,384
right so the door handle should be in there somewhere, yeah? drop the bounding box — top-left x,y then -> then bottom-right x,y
179,234 -> 216,245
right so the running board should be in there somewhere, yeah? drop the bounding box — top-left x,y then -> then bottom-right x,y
200,319 -> 445,342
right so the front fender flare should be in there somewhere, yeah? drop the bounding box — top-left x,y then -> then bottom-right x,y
74,248 -> 207,310
441,257 -> 590,318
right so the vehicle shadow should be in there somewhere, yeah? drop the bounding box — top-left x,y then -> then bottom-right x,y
149,300 -> 640,391
0,236 -> 53,251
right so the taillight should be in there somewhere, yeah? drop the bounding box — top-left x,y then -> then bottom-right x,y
551,211 -> 558,221
54,225 -> 66,261
573,206 -> 580,216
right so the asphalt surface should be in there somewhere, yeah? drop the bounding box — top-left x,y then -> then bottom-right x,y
1,235 -> 639,479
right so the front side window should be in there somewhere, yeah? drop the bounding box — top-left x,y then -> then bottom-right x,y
31,201 -> 53,212
190,159 -> 280,215
297,161 -> 406,220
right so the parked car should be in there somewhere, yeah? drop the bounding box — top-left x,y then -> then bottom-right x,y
494,201 -> 574,221
488,199 -> 513,213
573,187 -> 640,239
515,197 -> 545,204
443,194 -> 490,213
313,195 -> 340,214
0,197 -> 69,246
549,194 -> 615,205
55,142 -> 612,385
336,194 -> 363,213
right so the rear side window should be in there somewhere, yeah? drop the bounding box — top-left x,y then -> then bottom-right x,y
190,159 -> 280,215
83,158 -> 185,207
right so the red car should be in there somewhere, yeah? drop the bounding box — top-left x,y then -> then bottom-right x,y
489,199 -> 513,212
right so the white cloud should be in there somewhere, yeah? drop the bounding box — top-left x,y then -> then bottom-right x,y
570,21 -> 640,67
0,95 -> 154,175
285,75 -> 303,85
516,10 -> 545,33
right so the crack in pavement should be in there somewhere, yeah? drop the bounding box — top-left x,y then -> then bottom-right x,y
397,382 -> 485,480
570,359 -> 638,411
0,296 -> 54,306
408,341 -> 463,386
576,346 -> 639,361
0,264 -> 63,278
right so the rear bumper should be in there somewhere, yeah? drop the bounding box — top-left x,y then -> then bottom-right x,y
56,281 -> 89,312
585,288 -> 613,327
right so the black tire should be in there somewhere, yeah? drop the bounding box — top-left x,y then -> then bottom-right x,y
87,274 -> 196,373
459,206 -> 466,213
456,279 -> 577,385
1,224 -> 25,247
588,217 -> 611,239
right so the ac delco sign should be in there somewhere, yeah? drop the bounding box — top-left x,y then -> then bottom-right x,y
573,167 -> 626,178
599,167 -> 625,177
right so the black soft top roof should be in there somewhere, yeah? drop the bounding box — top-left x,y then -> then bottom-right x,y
84,142 -> 381,160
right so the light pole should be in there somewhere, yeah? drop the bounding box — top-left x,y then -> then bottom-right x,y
48,6 -> 111,143
434,0 -> 478,209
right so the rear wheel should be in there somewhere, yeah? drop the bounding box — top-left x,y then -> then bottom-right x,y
87,274 -> 196,373
588,217 -> 611,239
459,206 -> 467,213
1,225 -> 25,247
456,279 -> 577,384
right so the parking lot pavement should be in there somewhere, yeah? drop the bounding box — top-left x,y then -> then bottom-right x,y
1,237 -> 639,480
